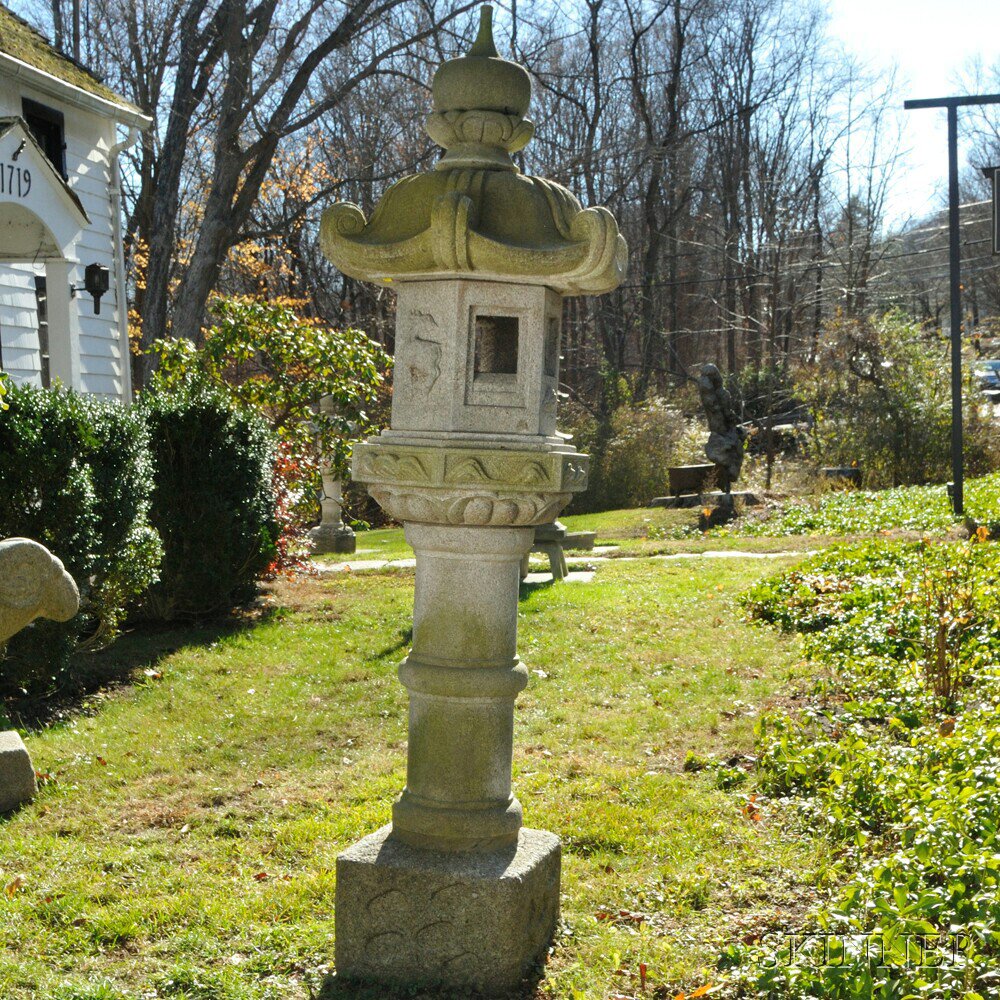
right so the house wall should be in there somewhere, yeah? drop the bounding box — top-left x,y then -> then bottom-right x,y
0,73 -> 127,399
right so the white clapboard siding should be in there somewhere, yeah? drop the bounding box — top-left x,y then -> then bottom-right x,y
0,78 -> 128,400
0,265 -> 41,386
66,119 -> 124,399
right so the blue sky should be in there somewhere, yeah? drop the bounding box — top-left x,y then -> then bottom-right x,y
827,0 -> 1000,224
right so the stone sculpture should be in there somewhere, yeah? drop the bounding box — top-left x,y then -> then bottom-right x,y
697,363 -> 747,494
0,537 -> 80,645
0,537 -> 79,813
307,396 -> 356,555
320,7 -> 625,994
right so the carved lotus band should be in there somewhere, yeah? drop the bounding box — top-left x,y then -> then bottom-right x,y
369,486 -> 571,527
352,441 -> 588,527
426,110 -> 535,161
353,441 -> 588,492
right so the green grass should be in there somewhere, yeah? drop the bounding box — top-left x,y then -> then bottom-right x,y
0,546 -> 831,999
331,506 -> 827,567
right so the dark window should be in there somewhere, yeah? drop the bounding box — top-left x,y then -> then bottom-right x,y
474,315 -> 519,376
35,276 -> 50,389
22,98 -> 67,179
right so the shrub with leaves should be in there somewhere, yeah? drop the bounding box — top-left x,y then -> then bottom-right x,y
150,297 -> 390,521
140,384 -> 277,620
796,312 -> 1000,489
0,384 -> 161,694
563,396 -> 688,513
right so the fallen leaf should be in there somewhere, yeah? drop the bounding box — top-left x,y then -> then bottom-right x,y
5,876 -> 26,897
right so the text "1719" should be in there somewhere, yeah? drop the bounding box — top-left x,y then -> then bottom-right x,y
1,163 -> 32,199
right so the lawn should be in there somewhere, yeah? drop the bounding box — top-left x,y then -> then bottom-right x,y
0,524 -> 832,1000
324,505 -> 835,569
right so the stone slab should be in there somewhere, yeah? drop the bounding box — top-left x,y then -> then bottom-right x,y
650,490 -> 759,509
654,550 -> 816,561
0,731 -> 36,813
562,530 -> 596,550
523,570 -> 595,584
314,558 -> 416,573
335,825 -> 560,996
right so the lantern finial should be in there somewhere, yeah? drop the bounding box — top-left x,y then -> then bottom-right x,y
469,6 -> 499,58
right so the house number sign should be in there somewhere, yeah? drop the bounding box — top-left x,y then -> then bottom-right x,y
0,162 -> 32,199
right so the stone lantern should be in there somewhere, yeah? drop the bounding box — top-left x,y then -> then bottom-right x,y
320,7 -> 626,994
306,395 -> 356,555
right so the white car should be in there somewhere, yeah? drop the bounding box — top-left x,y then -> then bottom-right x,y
972,359 -> 1000,391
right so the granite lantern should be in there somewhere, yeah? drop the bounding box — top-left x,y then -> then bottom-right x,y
320,7 -> 626,993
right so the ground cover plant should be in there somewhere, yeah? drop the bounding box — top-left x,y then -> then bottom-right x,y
0,533 -> 830,999
733,537 -> 1000,997
724,471 -> 1000,538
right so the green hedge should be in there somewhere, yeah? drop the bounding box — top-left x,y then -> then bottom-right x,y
0,382 -> 280,694
140,385 -> 278,621
0,385 -> 161,694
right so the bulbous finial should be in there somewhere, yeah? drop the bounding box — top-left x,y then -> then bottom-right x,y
469,6 -> 500,58
431,5 -> 531,119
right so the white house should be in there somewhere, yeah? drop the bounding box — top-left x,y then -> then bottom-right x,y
0,4 -> 150,401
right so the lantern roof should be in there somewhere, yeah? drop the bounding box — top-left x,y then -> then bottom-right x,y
320,6 -> 626,296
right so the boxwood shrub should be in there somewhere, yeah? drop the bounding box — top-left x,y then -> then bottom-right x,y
0,384 -> 161,694
140,385 -> 278,620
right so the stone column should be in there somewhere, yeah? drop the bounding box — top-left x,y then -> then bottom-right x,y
335,448 -> 578,993
307,472 -> 355,555
393,523 -> 531,851
308,394 -> 357,555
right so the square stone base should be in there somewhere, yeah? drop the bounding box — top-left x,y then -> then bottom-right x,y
335,825 -> 560,996
308,524 -> 357,555
0,731 -> 36,814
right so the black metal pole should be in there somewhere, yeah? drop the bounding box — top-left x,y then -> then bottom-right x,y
904,94 -> 1000,516
947,104 -> 964,516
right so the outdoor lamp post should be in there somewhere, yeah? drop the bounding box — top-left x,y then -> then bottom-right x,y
319,6 -> 626,994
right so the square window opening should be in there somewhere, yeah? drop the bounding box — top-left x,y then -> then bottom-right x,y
474,315 -> 519,376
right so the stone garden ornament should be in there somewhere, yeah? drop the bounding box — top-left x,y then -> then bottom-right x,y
0,537 -> 79,813
320,6 -> 626,994
697,363 -> 748,494
307,395 -> 356,555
